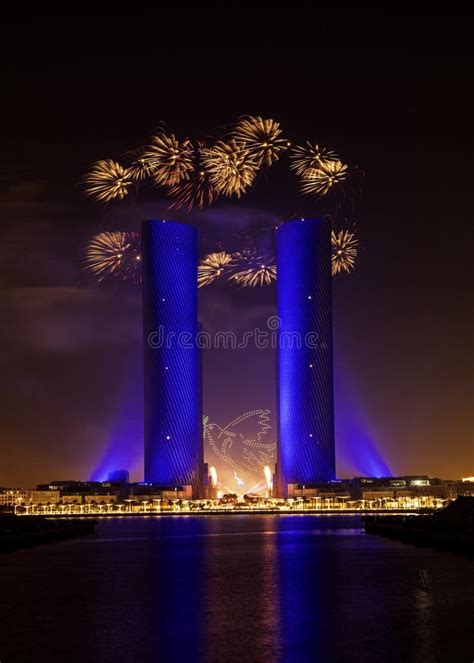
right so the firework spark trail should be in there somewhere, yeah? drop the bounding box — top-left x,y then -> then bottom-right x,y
84,230 -> 358,286
290,142 -> 339,176
230,248 -> 277,287
300,160 -> 349,196
209,466 -> 218,487
232,115 -> 290,167
167,142 -> 216,210
127,155 -> 154,181
198,252 -> 236,287
201,139 -> 259,198
84,232 -> 142,284
167,169 -> 215,210
84,160 -> 134,202
141,133 -> 194,186
331,229 -> 358,275
233,471 -> 245,488
82,118 -> 362,276
264,465 -> 273,492
83,118 -> 359,215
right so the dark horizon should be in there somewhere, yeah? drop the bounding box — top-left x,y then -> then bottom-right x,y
1,34 -> 473,487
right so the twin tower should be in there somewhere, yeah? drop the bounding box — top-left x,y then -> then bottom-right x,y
142,218 -> 336,498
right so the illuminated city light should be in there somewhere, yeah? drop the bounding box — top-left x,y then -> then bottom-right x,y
9,487 -> 465,518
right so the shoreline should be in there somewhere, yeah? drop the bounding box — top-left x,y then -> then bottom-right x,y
16,509 -> 427,518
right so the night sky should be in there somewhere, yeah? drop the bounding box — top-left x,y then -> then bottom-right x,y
1,33 -> 473,487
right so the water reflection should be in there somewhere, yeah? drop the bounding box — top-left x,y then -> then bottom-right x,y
414,568 -> 436,663
83,517 -> 206,661
0,516 -> 472,663
277,524 -> 333,662
145,519 -> 205,661
201,518 -> 281,662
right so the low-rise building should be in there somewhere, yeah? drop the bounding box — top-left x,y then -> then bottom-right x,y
350,476 -> 444,500
361,490 -> 399,500
28,490 -> 60,504
83,494 -> 116,504
444,481 -> 474,499
129,483 -> 192,500
0,488 -> 28,506
288,481 -> 349,499
60,494 -> 85,504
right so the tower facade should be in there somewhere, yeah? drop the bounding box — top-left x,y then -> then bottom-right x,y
142,220 -> 202,496
276,218 -> 336,496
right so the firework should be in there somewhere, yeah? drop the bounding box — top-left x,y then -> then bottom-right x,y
300,160 -> 348,196
290,142 -> 339,176
331,229 -> 358,275
127,155 -> 153,181
233,471 -> 245,488
141,133 -> 194,186
198,252 -> 235,287
263,465 -> 273,492
84,160 -> 134,203
201,140 -> 258,198
231,248 -> 277,287
209,466 -> 218,487
84,232 -> 142,284
167,143 -> 216,210
168,169 -> 216,210
232,115 -> 289,167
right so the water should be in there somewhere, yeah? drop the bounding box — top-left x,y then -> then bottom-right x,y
1,515 -> 473,662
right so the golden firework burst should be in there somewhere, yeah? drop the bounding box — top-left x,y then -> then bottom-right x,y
201,140 -> 259,198
84,160 -> 134,203
230,249 -> 277,287
167,142 -> 216,210
198,252 -> 236,287
232,115 -> 289,167
127,155 -> 154,181
290,142 -> 339,177
84,232 -> 142,284
331,229 -> 358,275
141,133 -> 194,186
300,161 -> 348,196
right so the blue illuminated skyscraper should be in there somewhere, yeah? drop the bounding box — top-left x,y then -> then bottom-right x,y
275,218 -> 336,496
142,220 -> 202,496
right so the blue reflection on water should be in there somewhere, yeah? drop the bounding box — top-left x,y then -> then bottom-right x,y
1,516 -> 473,663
